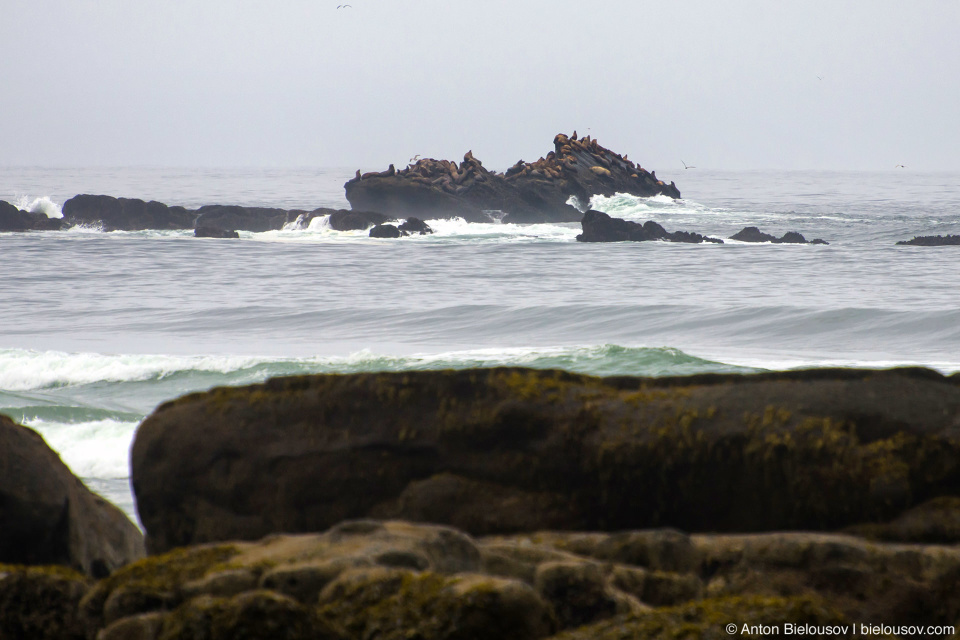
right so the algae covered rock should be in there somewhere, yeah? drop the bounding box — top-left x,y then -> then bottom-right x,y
132,367 -> 960,553
0,564 -> 90,640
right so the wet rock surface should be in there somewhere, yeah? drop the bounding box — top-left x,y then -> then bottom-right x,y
0,415 -> 145,576
194,226 -> 240,239
61,195 -> 196,231
8,520 -> 960,639
576,209 -> 723,243
0,200 -> 63,231
730,226 -> 829,244
132,367 -> 960,554
345,133 -> 681,224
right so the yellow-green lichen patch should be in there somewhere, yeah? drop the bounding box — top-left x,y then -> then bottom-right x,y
0,564 -> 91,640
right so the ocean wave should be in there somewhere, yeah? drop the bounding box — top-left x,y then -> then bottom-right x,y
15,195 -> 63,218
0,345 -> 756,392
24,417 -> 137,479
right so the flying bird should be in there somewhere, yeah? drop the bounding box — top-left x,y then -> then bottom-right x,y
895,164 -> 906,168
817,75 -> 823,80
410,154 -> 421,163
681,161 -> 696,170
337,4 -> 352,8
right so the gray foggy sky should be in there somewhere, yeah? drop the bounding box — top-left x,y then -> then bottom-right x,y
2,1 -> 958,171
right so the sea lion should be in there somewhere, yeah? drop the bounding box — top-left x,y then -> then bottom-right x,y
355,169 -> 362,180
387,164 -> 396,176
572,130 -> 578,140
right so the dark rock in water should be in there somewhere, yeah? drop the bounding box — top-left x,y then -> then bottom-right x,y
897,234 -> 960,246
576,210 -> 722,244
730,226 -> 829,245
369,223 -> 402,238
398,216 -> 433,235
132,366 -> 960,554
0,200 -> 63,231
62,195 -> 195,231
327,209 -> 391,231
193,205 -> 292,233
0,415 -> 144,576
194,226 -> 240,239
345,133 -> 681,224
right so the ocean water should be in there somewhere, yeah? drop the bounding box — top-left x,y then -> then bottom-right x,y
2,166 -> 959,525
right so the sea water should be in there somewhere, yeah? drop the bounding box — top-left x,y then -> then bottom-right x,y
2,166 -> 959,524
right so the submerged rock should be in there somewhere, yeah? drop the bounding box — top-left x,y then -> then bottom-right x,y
0,415 -> 144,577
730,226 -> 829,244
897,234 -> 960,246
61,195 -> 195,231
0,200 -> 63,231
576,209 -> 723,243
132,367 -> 960,555
194,226 -> 240,238
345,133 -> 681,224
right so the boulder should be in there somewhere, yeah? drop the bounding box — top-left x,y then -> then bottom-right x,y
132,367 -> 960,554
0,200 -> 63,231
731,226 -> 829,244
576,209 -> 723,243
0,565 -> 90,640
0,415 -> 145,576
369,223 -> 402,238
345,133 -> 681,224
192,205 -> 293,233
326,208 -> 391,231
61,195 -> 195,231
398,217 -> 433,235
897,234 -> 960,246
194,226 -> 240,239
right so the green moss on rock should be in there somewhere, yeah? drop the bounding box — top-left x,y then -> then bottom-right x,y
0,564 -> 91,640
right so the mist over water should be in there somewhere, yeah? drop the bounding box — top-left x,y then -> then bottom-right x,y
2,166 -> 959,522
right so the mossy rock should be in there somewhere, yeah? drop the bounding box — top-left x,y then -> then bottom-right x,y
845,495 -> 960,543
317,567 -> 556,640
0,564 -> 90,640
550,594 -> 852,640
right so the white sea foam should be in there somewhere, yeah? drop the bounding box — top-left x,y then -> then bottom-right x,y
15,195 -> 63,218
25,417 -> 137,479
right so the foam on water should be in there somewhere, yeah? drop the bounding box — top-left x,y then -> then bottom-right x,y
25,417 -> 137,479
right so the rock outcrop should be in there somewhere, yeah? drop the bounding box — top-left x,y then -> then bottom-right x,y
0,415 -> 145,577
61,195 -> 195,231
576,209 -> 723,243
192,205 -> 294,233
0,200 -> 63,231
897,234 -> 960,246
7,519 -> 960,639
345,133 -> 681,224
369,223 -> 402,238
730,226 -> 829,244
132,367 -> 960,554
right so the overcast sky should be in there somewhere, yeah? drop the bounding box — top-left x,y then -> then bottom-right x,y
2,1 -> 958,171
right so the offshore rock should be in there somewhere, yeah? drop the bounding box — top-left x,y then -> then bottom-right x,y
326,208 -> 391,231
576,209 -> 723,243
369,223 -> 402,238
897,234 -> 960,246
0,415 -> 145,576
17,520 -> 960,638
193,205 -> 296,233
132,367 -> 960,554
730,226 -> 829,244
398,217 -> 433,235
194,225 -> 240,238
344,133 -> 681,224
61,195 -> 195,231
0,200 -> 63,231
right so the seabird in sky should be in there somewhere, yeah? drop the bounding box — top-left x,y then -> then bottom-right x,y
682,161 -> 696,170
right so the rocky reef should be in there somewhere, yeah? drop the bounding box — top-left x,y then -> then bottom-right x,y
345,133 -> 681,224
576,209 -> 723,243
897,234 -> 960,246
730,226 -> 829,245
0,200 -> 63,231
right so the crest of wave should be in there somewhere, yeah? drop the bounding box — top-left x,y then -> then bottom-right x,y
15,195 -> 62,218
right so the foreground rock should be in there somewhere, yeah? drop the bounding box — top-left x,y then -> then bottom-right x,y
345,133 -> 681,224
61,195 -> 195,231
897,234 -> 960,246
132,367 -> 960,554
576,209 -> 723,243
0,415 -> 145,577
7,520 -> 960,639
730,226 -> 829,244
0,200 -> 63,231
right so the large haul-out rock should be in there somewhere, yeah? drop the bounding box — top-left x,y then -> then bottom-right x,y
132,367 -> 960,555
344,133 -> 681,224
0,415 -> 144,577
